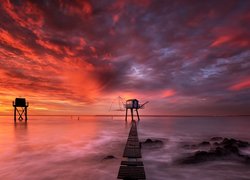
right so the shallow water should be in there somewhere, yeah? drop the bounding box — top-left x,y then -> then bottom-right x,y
138,117 -> 250,180
0,116 -> 250,180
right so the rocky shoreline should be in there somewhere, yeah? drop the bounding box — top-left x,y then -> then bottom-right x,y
179,137 -> 250,164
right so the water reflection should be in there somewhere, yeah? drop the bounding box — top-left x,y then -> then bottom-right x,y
0,116 -> 249,179
14,121 -> 29,153
14,121 -> 28,133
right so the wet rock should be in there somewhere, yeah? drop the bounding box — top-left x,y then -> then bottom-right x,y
213,147 -> 225,156
221,138 -> 250,148
221,138 -> 236,146
181,151 -> 212,164
210,137 -> 223,141
181,147 -> 239,164
179,137 -> 250,164
144,138 -> 153,143
141,138 -> 164,149
236,140 -> 250,148
213,142 -> 220,146
224,144 -> 239,154
199,141 -> 210,146
237,141 -> 250,147
103,155 -> 116,160
182,144 -> 197,149
182,142 -> 209,149
143,139 -> 163,145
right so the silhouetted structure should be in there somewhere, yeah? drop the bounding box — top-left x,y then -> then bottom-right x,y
125,99 -> 148,121
125,99 -> 139,121
13,98 -> 29,122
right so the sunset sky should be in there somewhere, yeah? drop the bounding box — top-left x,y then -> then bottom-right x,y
0,0 -> 250,115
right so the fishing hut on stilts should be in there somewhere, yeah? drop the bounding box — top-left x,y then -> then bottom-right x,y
125,99 -> 148,121
13,98 -> 29,122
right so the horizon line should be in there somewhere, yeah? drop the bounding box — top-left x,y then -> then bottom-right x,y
0,114 -> 250,117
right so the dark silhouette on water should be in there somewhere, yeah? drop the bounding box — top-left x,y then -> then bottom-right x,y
13,98 -> 29,122
125,99 -> 149,121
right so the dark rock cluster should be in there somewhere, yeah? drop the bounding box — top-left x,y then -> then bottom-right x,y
140,138 -> 164,149
180,137 -> 250,164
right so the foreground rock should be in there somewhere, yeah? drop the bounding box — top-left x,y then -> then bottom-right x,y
141,138 -> 164,149
198,141 -> 210,147
210,137 -> 224,141
103,155 -> 116,160
180,137 -> 250,164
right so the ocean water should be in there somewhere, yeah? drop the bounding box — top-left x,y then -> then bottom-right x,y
0,116 -> 250,180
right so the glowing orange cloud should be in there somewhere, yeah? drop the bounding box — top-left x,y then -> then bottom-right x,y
0,29 -> 33,54
162,89 -> 176,97
211,35 -> 232,47
229,79 -> 250,91
2,0 -> 44,31
36,39 -> 63,54
0,28 -> 43,63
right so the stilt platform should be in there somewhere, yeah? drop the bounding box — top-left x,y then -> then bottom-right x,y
117,121 -> 146,179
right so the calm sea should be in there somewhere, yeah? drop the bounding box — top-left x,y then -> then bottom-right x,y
0,116 -> 250,180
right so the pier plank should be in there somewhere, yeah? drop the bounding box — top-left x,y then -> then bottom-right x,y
121,161 -> 144,166
123,147 -> 142,158
118,166 -> 146,179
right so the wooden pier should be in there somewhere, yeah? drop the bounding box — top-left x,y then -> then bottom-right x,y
117,120 -> 146,179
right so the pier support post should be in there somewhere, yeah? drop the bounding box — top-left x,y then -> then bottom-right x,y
136,109 -> 140,121
125,108 -> 128,121
131,108 -> 133,121
14,104 -> 16,122
25,106 -> 28,121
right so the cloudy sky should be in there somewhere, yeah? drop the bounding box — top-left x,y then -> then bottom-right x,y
0,0 -> 250,115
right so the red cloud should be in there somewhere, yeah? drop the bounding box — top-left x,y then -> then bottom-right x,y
59,0 -> 93,16
0,29 -> 33,54
36,36 -> 87,56
211,35 -> 232,47
162,89 -> 176,97
2,0 -> 44,30
36,39 -> 63,54
229,78 -> 250,91
210,22 -> 250,48
132,0 -> 151,8
113,14 -> 120,24
211,35 -> 249,48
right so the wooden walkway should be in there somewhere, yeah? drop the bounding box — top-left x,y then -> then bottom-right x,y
117,120 -> 146,179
